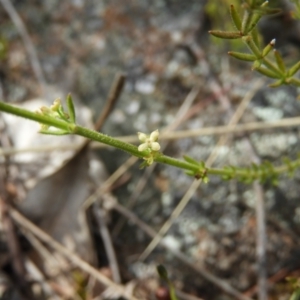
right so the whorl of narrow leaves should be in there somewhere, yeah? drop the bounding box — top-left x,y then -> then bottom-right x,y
220,155 -> 300,185
209,1 -> 300,88
183,156 -> 209,183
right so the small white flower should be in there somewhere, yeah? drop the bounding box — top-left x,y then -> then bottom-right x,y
150,142 -> 160,151
137,132 -> 148,142
137,129 -> 161,152
149,129 -> 159,142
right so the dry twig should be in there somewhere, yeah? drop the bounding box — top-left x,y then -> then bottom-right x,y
0,0 -> 47,96
10,208 -> 139,300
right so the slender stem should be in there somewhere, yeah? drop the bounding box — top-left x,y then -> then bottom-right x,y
155,155 -> 199,172
74,125 -> 144,158
0,101 -> 71,131
0,100 -> 299,183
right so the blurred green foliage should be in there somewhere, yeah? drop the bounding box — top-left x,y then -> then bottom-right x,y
0,36 -> 8,61
205,0 -> 251,51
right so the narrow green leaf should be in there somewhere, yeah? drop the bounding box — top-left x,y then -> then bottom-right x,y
230,5 -> 242,30
251,27 -> 261,48
241,10 -> 252,34
39,129 -> 69,135
262,57 -> 284,77
183,155 -> 199,166
268,79 -> 284,88
209,30 -> 242,39
246,12 -> 262,33
67,93 -> 76,123
273,49 -> 286,73
262,39 -> 275,57
252,7 -> 281,15
289,288 -> 300,300
255,66 -> 282,79
157,265 -> 168,280
185,170 -> 195,177
199,161 -> 206,169
139,161 -> 148,169
252,60 -> 262,69
57,105 -> 69,121
287,61 -> 300,77
156,265 -> 179,300
228,51 -> 257,61
203,176 -> 209,183
287,77 -> 300,87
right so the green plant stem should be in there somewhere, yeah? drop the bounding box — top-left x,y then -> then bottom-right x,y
0,101 -> 72,131
208,158 -> 300,179
74,125 -> 144,158
0,101 -> 197,170
0,100 -> 299,183
155,154 -> 199,173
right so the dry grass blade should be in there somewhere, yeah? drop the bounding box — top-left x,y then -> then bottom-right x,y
94,73 -> 126,132
243,138 -> 268,300
0,0 -> 47,96
254,181 -> 268,300
94,203 -> 121,283
25,258 -> 60,300
10,208 -> 139,300
82,156 -> 137,209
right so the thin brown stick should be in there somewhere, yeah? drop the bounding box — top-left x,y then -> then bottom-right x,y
0,195 -> 35,299
0,0 -> 47,96
10,208 -> 139,300
243,138 -> 268,300
82,156 -> 137,209
253,181 -> 267,300
94,73 -> 126,132
76,72 -> 126,154
94,203 -> 121,283
25,258 -> 60,300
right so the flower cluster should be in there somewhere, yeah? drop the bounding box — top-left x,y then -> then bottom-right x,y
35,95 -> 76,135
137,129 -> 160,152
137,129 -> 161,167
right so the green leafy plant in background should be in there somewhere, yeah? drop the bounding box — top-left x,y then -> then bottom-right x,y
205,0 -> 249,51
288,277 -> 300,300
0,35 -> 8,61
0,0 -> 300,185
209,0 -> 300,87
290,0 -> 300,19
